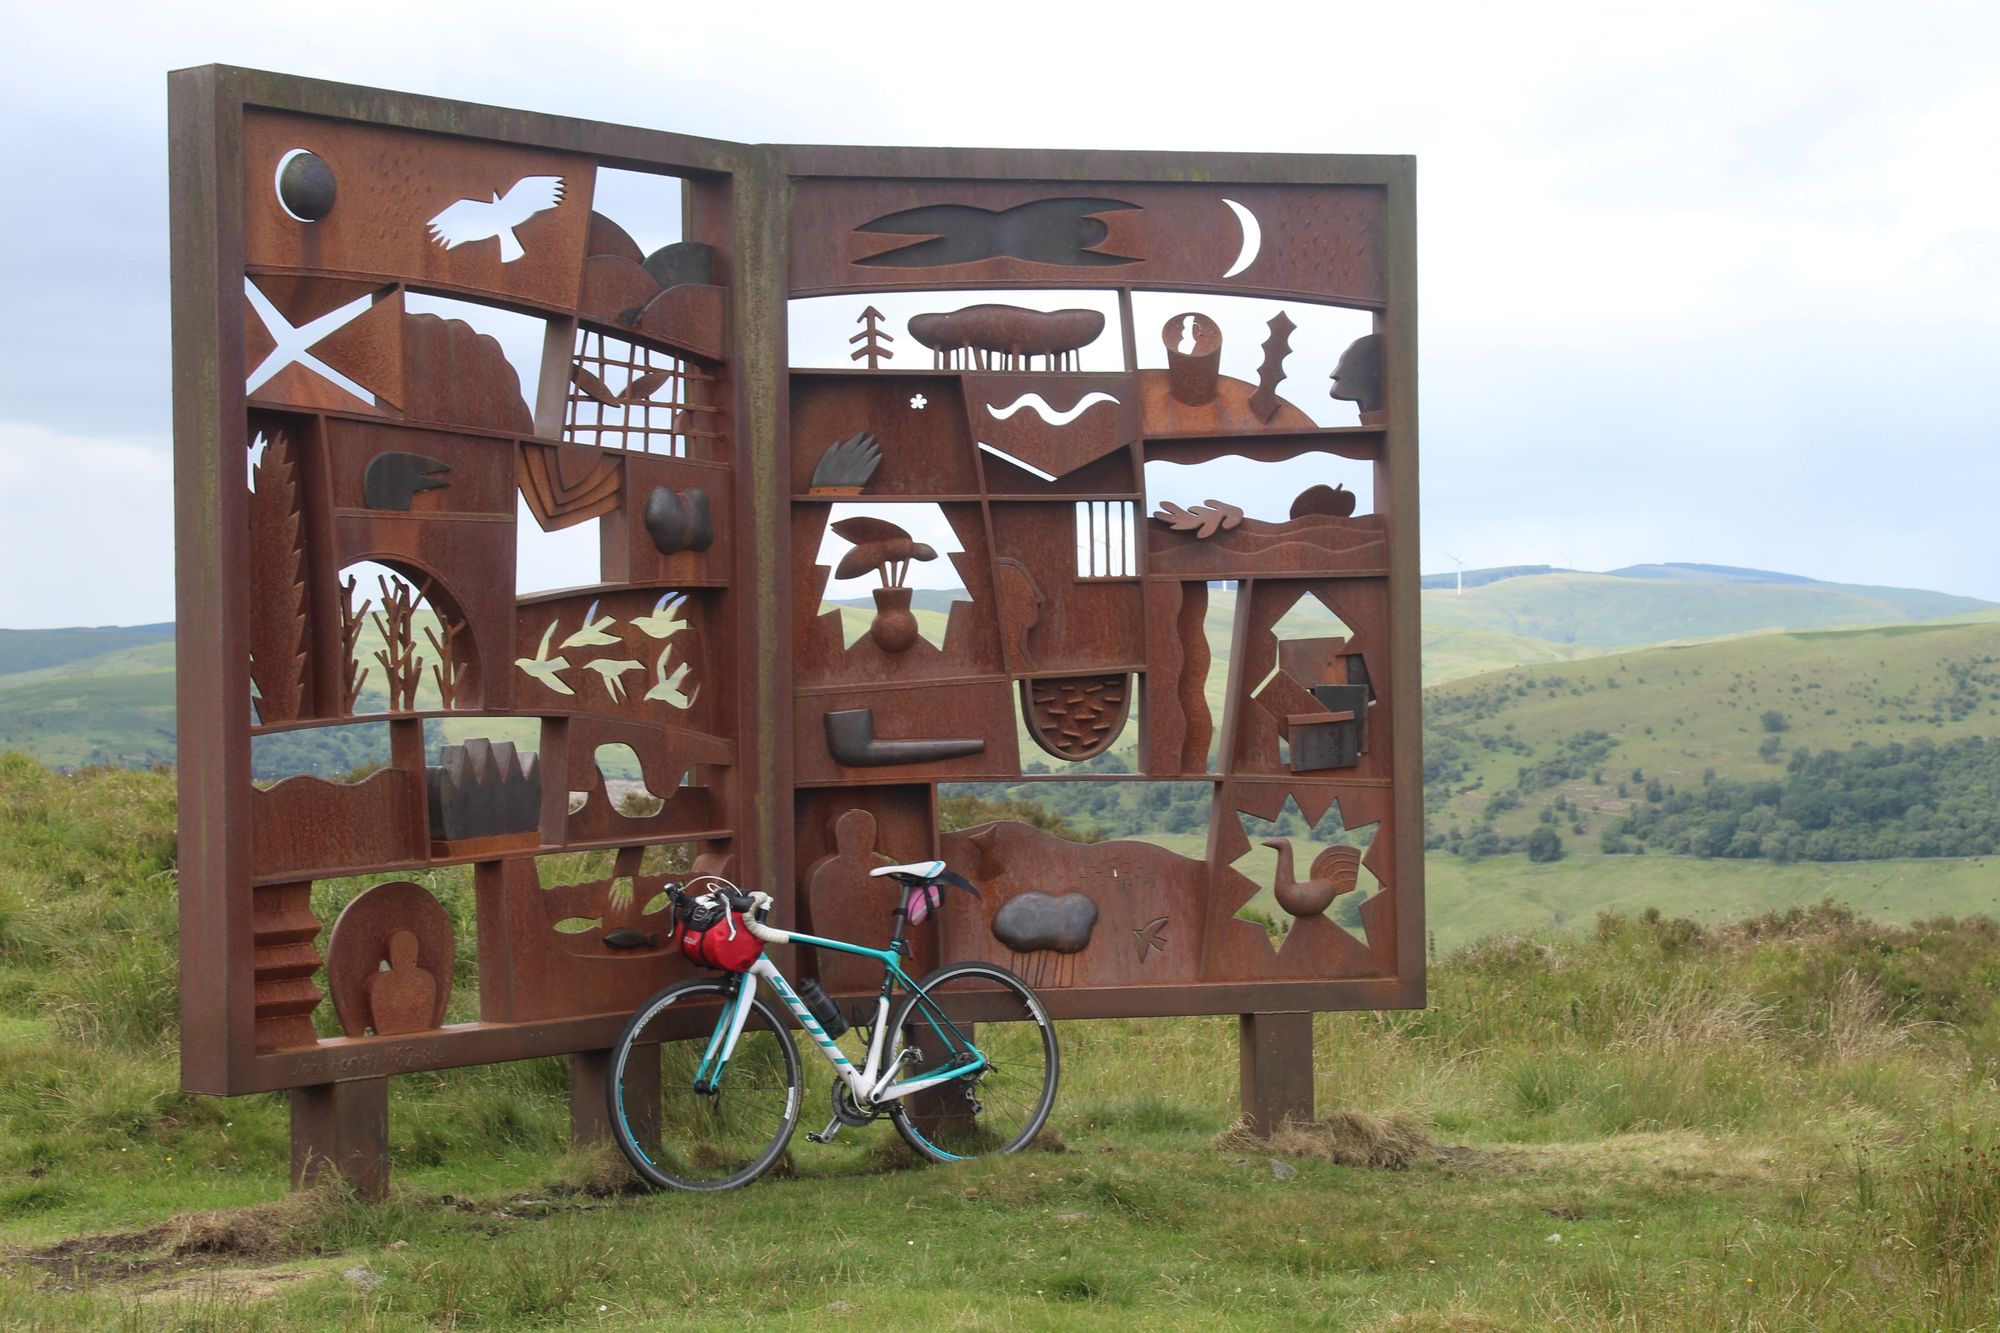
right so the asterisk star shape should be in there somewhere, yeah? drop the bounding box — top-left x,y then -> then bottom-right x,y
909,393 -> 927,409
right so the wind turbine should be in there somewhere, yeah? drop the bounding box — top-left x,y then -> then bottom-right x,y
1443,551 -> 1467,596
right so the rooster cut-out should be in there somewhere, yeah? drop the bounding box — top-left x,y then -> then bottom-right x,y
426,176 -> 565,264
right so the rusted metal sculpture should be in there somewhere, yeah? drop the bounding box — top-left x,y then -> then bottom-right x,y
171,66 -> 1420,1192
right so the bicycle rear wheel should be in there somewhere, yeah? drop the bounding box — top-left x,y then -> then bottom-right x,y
606,976 -> 802,1191
887,962 -> 1058,1163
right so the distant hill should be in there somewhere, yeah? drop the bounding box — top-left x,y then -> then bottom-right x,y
7,564 -> 1993,774
1604,562 -> 1820,585
0,623 -> 175,675
1420,570 -> 1991,648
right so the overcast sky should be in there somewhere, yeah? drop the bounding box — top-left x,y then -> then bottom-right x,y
2,0 -> 1995,626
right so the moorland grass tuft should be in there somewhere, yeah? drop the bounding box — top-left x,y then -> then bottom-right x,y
5,758 -> 2000,1327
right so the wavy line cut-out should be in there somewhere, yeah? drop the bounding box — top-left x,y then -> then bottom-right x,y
983,391 -> 1119,425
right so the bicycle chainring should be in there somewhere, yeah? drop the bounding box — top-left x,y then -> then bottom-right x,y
831,1080 -> 877,1127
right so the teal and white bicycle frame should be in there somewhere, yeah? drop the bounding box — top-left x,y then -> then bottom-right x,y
691,892 -> 986,1109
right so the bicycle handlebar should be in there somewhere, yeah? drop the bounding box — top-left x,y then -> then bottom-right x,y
741,891 -> 789,945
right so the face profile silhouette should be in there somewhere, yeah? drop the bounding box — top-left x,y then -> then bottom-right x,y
1329,333 -> 1384,415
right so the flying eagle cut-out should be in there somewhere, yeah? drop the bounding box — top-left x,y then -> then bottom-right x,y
426,176 -> 565,264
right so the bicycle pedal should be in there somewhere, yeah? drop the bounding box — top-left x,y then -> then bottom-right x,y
806,1116 -> 844,1145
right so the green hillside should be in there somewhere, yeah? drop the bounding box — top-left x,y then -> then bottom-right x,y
5,564 -> 1993,782
1427,618 -> 2000,856
0,623 -> 174,674
0,638 -> 177,769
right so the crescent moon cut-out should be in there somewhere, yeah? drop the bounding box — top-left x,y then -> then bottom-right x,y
1222,198 -> 1262,278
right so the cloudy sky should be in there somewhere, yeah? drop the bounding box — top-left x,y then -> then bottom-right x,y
2,0 -> 1995,626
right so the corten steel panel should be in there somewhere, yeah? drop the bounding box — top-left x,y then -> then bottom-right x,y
171,66 -> 1421,1101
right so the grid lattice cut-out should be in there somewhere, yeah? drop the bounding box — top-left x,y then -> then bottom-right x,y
564,329 -> 721,455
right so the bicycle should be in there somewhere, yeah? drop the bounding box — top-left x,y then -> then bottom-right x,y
604,860 -> 1060,1192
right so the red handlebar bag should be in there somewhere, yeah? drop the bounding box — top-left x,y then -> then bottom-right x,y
681,918 -> 762,972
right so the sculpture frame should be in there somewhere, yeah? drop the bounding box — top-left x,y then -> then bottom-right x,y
171,64 -> 1421,1182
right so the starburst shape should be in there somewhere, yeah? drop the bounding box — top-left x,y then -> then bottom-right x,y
909,393 -> 928,410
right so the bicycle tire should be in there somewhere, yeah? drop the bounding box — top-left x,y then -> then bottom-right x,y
887,962 -> 1059,1163
606,976 -> 802,1192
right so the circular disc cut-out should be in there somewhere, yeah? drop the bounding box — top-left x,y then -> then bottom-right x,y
325,880 -> 454,1037
275,148 -> 336,222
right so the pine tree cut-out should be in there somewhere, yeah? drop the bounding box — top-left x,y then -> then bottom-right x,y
849,305 -> 895,369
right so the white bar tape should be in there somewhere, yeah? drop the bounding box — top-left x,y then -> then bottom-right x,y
743,891 -> 791,945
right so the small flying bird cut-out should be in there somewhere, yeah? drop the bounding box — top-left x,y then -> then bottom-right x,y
426,176 -> 565,264
515,621 -> 575,695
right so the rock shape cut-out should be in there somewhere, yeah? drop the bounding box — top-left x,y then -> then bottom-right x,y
992,892 -> 1104,984
325,881 -> 454,1038
992,892 -> 1099,954
643,485 -> 714,556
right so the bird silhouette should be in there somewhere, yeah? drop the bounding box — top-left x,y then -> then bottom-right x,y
581,657 -> 644,702
426,176 -> 565,264
514,620 -> 575,695
559,599 -> 621,650
855,198 -> 1139,268
1263,838 -> 1362,918
630,592 -> 691,641
644,648 -> 698,708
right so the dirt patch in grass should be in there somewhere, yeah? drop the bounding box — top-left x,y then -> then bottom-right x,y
1214,1111 -> 1437,1170
8,1193 -> 334,1290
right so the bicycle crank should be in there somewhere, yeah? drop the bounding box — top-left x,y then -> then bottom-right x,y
806,1080 -> 877,1144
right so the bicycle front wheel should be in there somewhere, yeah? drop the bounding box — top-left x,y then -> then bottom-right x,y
606,976 -> 802,1192
887,962 -> 1059,1163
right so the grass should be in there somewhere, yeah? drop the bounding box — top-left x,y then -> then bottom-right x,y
9,760 -> 2000,1327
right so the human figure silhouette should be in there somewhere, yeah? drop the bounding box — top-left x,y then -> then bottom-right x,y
366,929 -> 437,1035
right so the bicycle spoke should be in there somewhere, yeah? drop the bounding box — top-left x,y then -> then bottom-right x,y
889,964 -> 1058,1163
608,980 -> 801,1192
